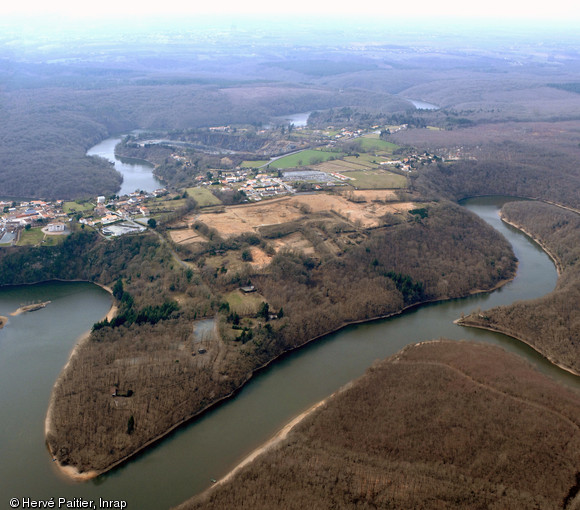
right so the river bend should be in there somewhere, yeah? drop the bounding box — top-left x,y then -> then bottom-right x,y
0,196 -> 572,508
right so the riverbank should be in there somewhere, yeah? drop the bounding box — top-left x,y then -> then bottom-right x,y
45,284 -> 115,481
454,317 -> 580,377
455,202 -> 580,376
48,271 -> 518,482
499,212 -> 563,276
180,382 -> 354,508
178,340 -> 580,509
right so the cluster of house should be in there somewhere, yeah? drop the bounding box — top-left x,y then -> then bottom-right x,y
194,169 -> 294,201
0,199 -> 68,244
79,192 -> 154,228
239,175 -> 294,200
0,188 -> 168,245
380,152 -> 440,172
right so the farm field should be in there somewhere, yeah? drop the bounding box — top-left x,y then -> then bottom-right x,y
272,231 -> 315,255
268,150 -> 344,169
344,154 -> 387,166
185,187 -> 222,207
168,228 -> 206,245
240,160 -> 269,168
343,189 -> 400,202
314,159 -> 372,173
356,135 -> 399,152
291,194 -> 415,227
343,170 -> 407,189
188,198 -> 301,237
180,193 -> 416,239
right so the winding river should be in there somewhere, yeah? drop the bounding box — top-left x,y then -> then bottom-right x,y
87,138 -> 163,196
0,196 -> 575,509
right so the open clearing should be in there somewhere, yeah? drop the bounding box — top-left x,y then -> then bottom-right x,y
343,189 -> 400,202
184,187 -> 222,207
225,289 -> 267,315
343,170 -> 407,189
168,229 -> 206,245
291,194 -> 414,227
177,194 -> 415,240
268,150 -> 344,169
272,231 -> 315,255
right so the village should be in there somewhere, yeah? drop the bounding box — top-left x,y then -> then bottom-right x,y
0,119 -> 444,248
0,189 -> 166,246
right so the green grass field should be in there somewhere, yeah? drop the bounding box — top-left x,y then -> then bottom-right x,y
241,160 -> 269,168
185,187 -> 222,207
225,289 -> 267,315
268,150 -> 344,169
16,228 -> 65,247
63,201 -> 95,214
356,136 -> 399,152
343,170 -> 407,189
343,155 -> 380,168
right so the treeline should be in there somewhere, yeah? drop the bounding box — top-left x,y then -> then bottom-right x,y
460,200 -> 580,373
181,341 -> 580,510
416,157 -> 580,209
389,124 -> 580,210
205,201 -> 515,362
0,230 -> 195,310
42,200 -> 517,475
0,77 -> 413,198
93,279 -> 179,330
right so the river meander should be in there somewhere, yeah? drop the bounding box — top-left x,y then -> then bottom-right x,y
0,196 -> 575,508
87,138 -> 163,196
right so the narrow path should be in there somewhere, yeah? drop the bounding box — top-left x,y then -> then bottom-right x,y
396,358 -> 580,432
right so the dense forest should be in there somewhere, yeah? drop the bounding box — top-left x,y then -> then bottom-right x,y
459,200 -> 580,374
180,341 -> 580,509
0,199 -> 516,473
2,18 -> 580,508
0,80 -> 406,199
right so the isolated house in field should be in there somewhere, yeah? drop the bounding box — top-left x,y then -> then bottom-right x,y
240,285 -> 256,293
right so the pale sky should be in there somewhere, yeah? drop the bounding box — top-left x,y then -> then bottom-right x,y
1,0 -> 579,21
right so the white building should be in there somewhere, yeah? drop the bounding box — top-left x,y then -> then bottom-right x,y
47,223 -> 66,232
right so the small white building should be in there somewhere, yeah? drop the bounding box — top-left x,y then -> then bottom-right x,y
47,223 -> 66,232
97,196 -> 106,204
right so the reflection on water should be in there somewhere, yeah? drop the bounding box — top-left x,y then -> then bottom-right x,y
0,197 -> 572,510
87,138 -> 163,196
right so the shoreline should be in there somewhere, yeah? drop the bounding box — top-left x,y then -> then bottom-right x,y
453,210 -> 576,376
45,282 -> 116,482
40,205 -> 563,482
0,315 -> 7,329
10,300 -> 51,316
499,212 -> 563,276
455,318 -> 580,377
179,381 -> 354,509
47,272 -> 517,482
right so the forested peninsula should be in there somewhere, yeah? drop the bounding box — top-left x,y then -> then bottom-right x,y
458,200 -> 580,375
180,341 -> 580,509
0,199 -> 516,476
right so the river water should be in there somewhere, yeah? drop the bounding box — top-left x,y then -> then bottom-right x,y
87,138 -> 163,196
0,197 -> 574,509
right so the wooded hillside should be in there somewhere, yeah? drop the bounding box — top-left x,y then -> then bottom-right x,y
180,341 -> 580,510
459,200 -> 580,374
4,199 -> 515,474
